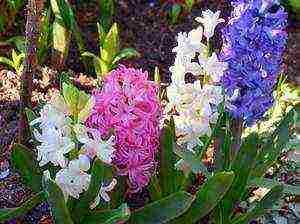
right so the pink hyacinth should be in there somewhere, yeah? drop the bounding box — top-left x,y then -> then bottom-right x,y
86,65 -> 162,192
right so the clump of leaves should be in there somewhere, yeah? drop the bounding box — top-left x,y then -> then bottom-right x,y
82,23 -> 140,79
161,0 -> 195,24
0,49 -> 24,75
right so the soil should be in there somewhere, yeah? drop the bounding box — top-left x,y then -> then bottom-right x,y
0,0 -> 299,223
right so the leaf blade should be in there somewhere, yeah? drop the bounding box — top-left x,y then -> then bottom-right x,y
128,191 -> 194,224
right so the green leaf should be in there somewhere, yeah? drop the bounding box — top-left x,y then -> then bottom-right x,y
199,103 -> 225,160
84,203 -> 130,224
38,7 -> 52,64
82,51 -> 99,59
128,191 -> 195,224
62,82 -> 79,114
148,175 -> 162,202
52,18 -> 71,60
174,145 -> 210,177
0,192 -> 46,222
98,0 -> 115,33
10,50 -> 25,74
248,177 -> 300,195
52,0 -> 86,54
214,112 -> 232,171
159,118 -> 180,197
231,185 -> 284,224
72,159 -> 114,222
82,51 -> 105,77
110,175 -> 126,209
6,36 -> 26,53
97,22 -> 106,49
185,0 -> 195,11
25,108 -> 38,123
43,174 -> 73,224
220,133 -> 260,221
11,144 -> 42,192
171,4 -> 182,24
0,16 -> 4,32
77,91 -> 90,113
101,23 -> 119,64
112,48 -> 140,65
289,0 -> 300,12
251,107 -> 297,177
154,66 -> 160,83
78,96 -> 93,122
11,49 -> 18,65
7,0 -> 23,10
173,171 -> 235,224
0,57 -> 14,69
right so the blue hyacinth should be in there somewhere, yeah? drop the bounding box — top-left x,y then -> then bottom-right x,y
221,0 -> 288,126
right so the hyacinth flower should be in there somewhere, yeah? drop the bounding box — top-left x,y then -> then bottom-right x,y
166,9 -> 227,153
221,0 -> 288,126
85,65 -> 162,192
30,84 -> 116,200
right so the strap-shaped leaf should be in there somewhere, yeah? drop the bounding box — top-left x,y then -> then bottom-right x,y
52,0 -> 85,53
231,185 -> 284,224
101,23 -> 119,64
214,112 -> 232,171
220,133 -> 259,221
52,18 -> 71,57
173,171 -> 235,224
170,4 -> 182,24
148,175 -> 163,202
6,36 -> 26,53
98,0 -> 115,33
174,145 -> 210,177
0,57 -> 14,69
112,48 -> 140,65
248,177 -> 300,195
251,107 -> 297,177
82,51 -> 107,77
159,118 -> 181,197
0,192 -> 45,222
129,191 -> 195,224
11,144 -> 42,192
84,203 -> 130,224
43,175 -> 73,224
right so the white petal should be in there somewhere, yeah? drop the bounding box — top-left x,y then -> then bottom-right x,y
78,154 -> 90,171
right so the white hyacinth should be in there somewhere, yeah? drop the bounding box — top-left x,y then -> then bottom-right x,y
55,155 -> 91,200
30,104 -> 69,130
195,9 -> 225,40
90,178 -> 117,209
172,26 -> 206,61
201,53 -> 228,83
33,126 -> 74,168
167,10 -> 227,154
75,124 -> 116,164
30,84 -> 117,204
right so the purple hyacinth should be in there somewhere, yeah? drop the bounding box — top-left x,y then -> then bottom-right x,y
221,0 -> 287,125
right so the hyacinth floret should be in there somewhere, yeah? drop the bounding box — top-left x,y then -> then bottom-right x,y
86,65 -> 162,192
221,0 -> 288,125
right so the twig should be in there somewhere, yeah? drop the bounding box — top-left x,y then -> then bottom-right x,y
18,0 -> 45,144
